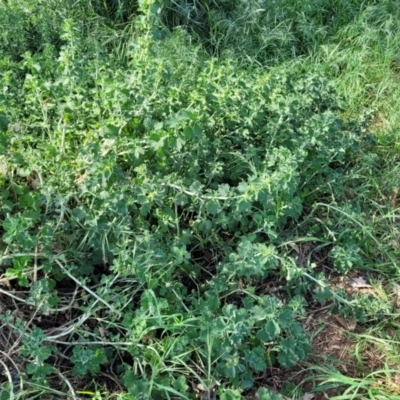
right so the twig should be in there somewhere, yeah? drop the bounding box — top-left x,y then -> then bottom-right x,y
54,258 -> 120,316
0,358 -> 15,400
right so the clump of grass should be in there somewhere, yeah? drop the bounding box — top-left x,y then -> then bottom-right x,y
158,0 -> 374,64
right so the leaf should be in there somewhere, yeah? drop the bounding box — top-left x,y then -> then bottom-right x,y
277,332 -> 310,369
346,277 -> 371,288
183,126 -> 194,140
122,370 -> 151,398
72,208 -> 86,221
193,123 -> 202,137
218,184 -> 230,197
256,387 -> 284,400
256,320 -> 281,342
26,363 -> 53,378
238,199 -> 252,212
245,346 -> 267,372
189,180 -> 203,194
21,328 -> 45,355
154,121 -> 163,130
299,394 -> 315,400
165,110 -> 193,128
277,338 -> 299,368
237,182 -> 249,193
71,347 -> 106,376
174,193 -> 188,206
206,199 -> 222,215
99,190 -> 110,199
220,389 -> 244,400
0,113 -> 8,132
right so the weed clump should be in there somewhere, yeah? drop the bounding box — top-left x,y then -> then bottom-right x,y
1,1 -> 400,399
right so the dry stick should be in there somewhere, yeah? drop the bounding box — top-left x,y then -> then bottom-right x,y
46,298 -> 101,341
0,350 -> 22,392
0,288 -> 36,306
54,258 -> 120,316
33,246 -> 38,284
0,286 -> 80,313
27,382 -> 76,398
301,271 -> 352,305
0,252 -> 49,262
47,340 -> 138,347
50,286 -> 79,313
46,271 -> 121,340
0,358 -> 15,400
55,369 -> 77,400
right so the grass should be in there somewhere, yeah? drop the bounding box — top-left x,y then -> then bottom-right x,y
1,0 -> 400,399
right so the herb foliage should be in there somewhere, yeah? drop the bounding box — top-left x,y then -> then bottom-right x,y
1,0 -> 399,399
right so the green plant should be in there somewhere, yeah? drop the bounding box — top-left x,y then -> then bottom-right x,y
1,0 -> 400,399
71,347 -> 107,376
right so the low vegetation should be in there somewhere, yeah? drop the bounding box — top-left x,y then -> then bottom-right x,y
0,0 -> 400,399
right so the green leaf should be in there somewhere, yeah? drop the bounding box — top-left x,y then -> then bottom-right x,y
256,320 -> 281,342
277,337 -> 305,369
206,199 -> 222,215
256,387 -> 284,400
237,182 -> 249,193
26,363 -> 53,378
218,184 -> 230,196
71,347 -> 107,376
0,113 -> 8,132
21,328 -> 45,356
245,346 -> 267,372
174,375 -> 189,393
237,199 -> 251,212
3,214 -> 34,245
220,389 -> 244,400
123,370 -> 152,399
174,192 -> 188,206
0,390 -> 11,400
183,126 -> 194,140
